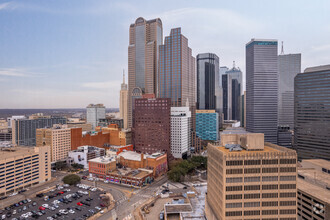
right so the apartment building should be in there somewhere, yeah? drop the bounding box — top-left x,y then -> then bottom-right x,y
206,127 -> 297,220
68,145 -> 105,169
0,145 -> 51,196
36,125 -> 71,162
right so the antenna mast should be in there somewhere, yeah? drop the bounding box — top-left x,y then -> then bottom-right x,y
281,41 -> 284,55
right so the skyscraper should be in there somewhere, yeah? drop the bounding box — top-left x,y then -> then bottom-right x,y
128,17 -> 163,128
278,51 -> 301,129
195,110 -> 219,141
86,104 -> 105,130
132,97 -> 172,160
246,39 -> 278,144
222,62 -> 243,121
196,53 -> 221,112
294,65 -> 330,160
119,71 -> 128,129
158,27 -> 196,128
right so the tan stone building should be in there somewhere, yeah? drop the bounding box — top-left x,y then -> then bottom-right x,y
206,127 -> 297,220
120,72 -> 128,129
0,145 -> 51,196
36,125 -> 71,162
127,17 -> 163,128
297,159 -> 330,220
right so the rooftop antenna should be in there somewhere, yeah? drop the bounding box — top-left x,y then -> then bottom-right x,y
123,69 -> 125,84
281,41 -> 284,55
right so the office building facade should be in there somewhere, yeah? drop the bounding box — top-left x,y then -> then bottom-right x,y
206,129 -> 297,220
196,53 -> 221,112
86,104 -> 105,130
294,65 -> 330,160
278,53 -> 301,129
0,145 -> 51,196
132,98 -> 172,160
127,17 -> 163,128
195,110 -> 219,141
120,72 -> 128,129
12,116 -> 67,146
158,28 -> 196,129
246,39 -> 278,144
170,107 -> 191,159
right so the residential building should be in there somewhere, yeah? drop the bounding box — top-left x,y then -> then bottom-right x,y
36,125 -> 71,162
278,51 -> 301,129
222,62 -> 243,121
0,145 -> 51,196
68,145 -> 105,169
171,107 -> 191,159
246,39 -> 278,144
86,104 -> 105,130
118,151 -> 167,177
195,110 -> 219,141
297,159 -> 330,220
0,129 -> 12,142
120,72 -> 128,129
98,117 -> 124,129
7,115 -> 26,128
88,156 -> 116,178
205,128 -> 297,220
158,27 -> 196,130
12,116 -> 67,146
128,17 -> 163,128
294,65 -> 330,160
133,98 -> 172,160
196,53 -> 221,113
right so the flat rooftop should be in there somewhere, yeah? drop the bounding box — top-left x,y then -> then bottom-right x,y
165,204 -> 193,214
298,179 -> 330,204
215,143 -> 292,155
221,127 -> 249,134
89,156 -> 115,164
118,151 -> 165,161
109,168 -> 152,179
302,159 -> 330,169
298,168 -> 330,190
0,146 -> 38,159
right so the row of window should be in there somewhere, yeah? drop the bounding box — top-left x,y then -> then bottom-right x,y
226,159 -> 296,166
225,209 -> 296,216
226,192 -> 296,200
226,167 -> 296,174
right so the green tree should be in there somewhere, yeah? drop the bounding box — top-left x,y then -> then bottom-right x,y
62,174 -> 81,185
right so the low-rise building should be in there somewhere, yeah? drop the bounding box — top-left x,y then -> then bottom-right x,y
106,145 -> 133,159
68,146 -> 105,169
107,168 -> 153,187
0,145 -> 51,196
88,156 -> 116,178
297,159 -> 330,220
118,151 -> 167,178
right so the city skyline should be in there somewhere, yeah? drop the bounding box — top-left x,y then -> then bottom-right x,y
1,0 -> 330,108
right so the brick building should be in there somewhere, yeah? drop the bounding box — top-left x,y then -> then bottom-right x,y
88,156 -> 116,178
133,98 -> 172,160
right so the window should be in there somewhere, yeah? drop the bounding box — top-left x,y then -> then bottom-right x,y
225,203 -> 242,208
244,210 -> 260,216
262,184 -> 278,190
280,192 -> 296,198
280,159 -> 296,164
280,176 -> 296,181
262,201 -> 278,207
226,160 -> 243,166
262,168 -> 278,173
244,168 -> 260,174
280,184 -> 296,189
262,159 -> 278,164
280,201 -> 296,206
262,193 -> 278,198
244,193 -> 260,199
244,160 -> 261,165
262,210 -> 278,215
225,211 -> 242,216
244,185 -> 260,191
226,177 -> 242,183
226,186 -> 242,191
245,177 -> 260,182
262,176 -> 278,182
244,202 -> 260,207
279,209 -> 296,214
226,194 -> 242,200
280,167 -> 296,173
226,169 -> 243,174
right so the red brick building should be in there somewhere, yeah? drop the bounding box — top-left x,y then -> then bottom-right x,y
133,98 -> 173,160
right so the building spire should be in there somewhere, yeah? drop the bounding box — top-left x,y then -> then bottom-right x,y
233,61 -> 236,68
281,41 -> 284,55
123,69 -> 125,84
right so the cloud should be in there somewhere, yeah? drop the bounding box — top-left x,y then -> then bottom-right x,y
82,80 -> 121,90
0,68 -> 44,77
0,2 -> 11,10
311,44 -> 330,52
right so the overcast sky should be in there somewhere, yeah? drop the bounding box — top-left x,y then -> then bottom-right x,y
0,0 -> 329,108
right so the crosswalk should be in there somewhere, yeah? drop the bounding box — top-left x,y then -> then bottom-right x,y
116,196 -> 127,205
123,213 -> 133,220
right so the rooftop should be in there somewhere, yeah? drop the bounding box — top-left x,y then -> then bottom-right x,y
89,156 -> 115,164
0,146 -> 39,159
304,64 -> 330,73
301,159 -> 330,169
110,168 -> 152,179
298,168 -> 330,189
118,151 -> 165,161
298,179 -> 330,204
165,204 -> 193,214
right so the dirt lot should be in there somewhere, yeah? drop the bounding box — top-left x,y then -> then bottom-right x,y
145,198 -> 172,220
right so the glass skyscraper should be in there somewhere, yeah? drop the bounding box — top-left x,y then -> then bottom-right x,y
246,39 -> 278,144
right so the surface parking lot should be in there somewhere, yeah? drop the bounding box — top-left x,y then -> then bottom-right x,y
1,184 -> 108,220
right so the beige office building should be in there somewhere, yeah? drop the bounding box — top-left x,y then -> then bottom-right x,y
127,17 -> 163,128
297,159 -> 330,220
120,72 -> 128,129
36,125 -> 71,162
206,128 -> 297,220
0,145 -> 51,196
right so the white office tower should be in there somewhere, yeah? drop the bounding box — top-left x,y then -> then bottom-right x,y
86,104 -> 106,130
171,107 -> 191,159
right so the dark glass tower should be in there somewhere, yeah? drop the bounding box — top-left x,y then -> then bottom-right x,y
294,65 -> 330,160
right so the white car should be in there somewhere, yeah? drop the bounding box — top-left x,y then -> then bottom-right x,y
68,210 -> 75,214
59,209 -> 68,215
66,189 -> 71,192
95,206 -> 101,211
47,217 -> 54,220
1,215 -> 5,220
27,212 -> 32,217
13,210 -> 17,215
63,184 -> 69,188
27,199 -> 31,202
49,206 -> 55,211
42,204 -> 49,208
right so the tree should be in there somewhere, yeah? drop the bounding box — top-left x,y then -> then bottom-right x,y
62,174 -> 81,185
71,163 -> 84,169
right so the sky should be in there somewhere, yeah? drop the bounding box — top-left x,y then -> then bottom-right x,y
0,0 -> 329,109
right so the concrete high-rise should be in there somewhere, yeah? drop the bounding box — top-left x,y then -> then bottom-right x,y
294,65 -> 330,160
206,128 -> 297,220
86,104 -> 106,130
246,39 -> 278,144
171,107 -> 191,159
12,116 -> 67,146
278,52 -> 301,129
132,97 -> 172,160
158,28 -> 196,129
196,53 -> 221,113
119,71 -> 128,129
127,17 -> 163,128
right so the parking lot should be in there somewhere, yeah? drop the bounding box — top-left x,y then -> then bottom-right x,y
1,184 -> 108,220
